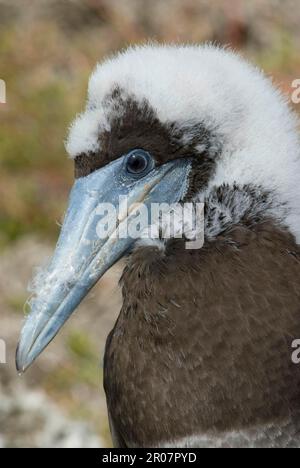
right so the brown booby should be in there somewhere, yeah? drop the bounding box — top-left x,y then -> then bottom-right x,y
16,44 -> 300,448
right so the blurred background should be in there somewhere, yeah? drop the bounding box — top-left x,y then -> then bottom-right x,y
0,0 -> 299,448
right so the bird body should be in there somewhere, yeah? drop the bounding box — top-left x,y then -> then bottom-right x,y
17,44 -> 300,448
105,223 -> 300,447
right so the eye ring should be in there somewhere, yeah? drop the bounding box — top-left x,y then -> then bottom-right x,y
125,149 -> 154,176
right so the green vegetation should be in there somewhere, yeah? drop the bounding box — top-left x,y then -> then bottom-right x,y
0,23 -> 90,249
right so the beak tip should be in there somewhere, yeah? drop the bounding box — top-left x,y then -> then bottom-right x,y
15,342 -> 31,374
15,345 -> 24,374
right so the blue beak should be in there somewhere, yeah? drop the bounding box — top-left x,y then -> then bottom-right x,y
16,156 -> 191,372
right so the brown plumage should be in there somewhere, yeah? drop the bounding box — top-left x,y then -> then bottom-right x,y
75,90 -> 217,180
104,221 -> 300,447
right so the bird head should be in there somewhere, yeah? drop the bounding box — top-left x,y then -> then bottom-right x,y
17,44 -> 300,372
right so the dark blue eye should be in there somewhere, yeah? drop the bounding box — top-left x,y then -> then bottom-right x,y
125,150 -> 153,176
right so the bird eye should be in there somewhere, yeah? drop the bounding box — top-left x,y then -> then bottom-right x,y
125,150 -> 153,176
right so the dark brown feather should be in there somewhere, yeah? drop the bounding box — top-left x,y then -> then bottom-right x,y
104,221 -> 300,447
75,89 -> 218,183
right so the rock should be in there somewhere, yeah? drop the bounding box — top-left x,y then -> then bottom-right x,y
0,384 -> 102,448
